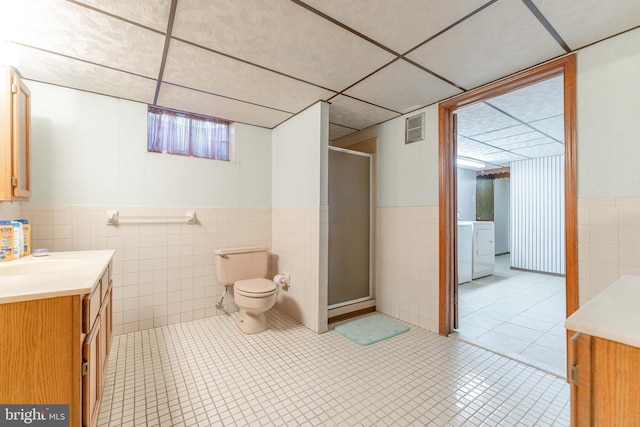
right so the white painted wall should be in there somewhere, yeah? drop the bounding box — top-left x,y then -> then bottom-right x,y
575,27 -> 640,306
28,81 -> 272,207
375,105 -> 440,333
456,167 -> 476,221
271,101 -> 329,333
577,27 -> 640,199
271,102 -> 327,208
378,105 -> 439,207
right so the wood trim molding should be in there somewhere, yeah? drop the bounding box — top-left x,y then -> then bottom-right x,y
438,54 -> 579,335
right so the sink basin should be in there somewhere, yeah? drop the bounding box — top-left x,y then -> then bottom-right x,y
0,259 -> 86,276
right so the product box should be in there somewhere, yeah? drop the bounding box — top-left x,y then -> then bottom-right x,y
0,220 -> 14,262
16,220 -> 30,256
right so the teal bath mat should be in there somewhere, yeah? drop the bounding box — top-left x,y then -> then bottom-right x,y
334,314 -> 410,346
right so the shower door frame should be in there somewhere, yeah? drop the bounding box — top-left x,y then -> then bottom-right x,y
327,146 -> 374,310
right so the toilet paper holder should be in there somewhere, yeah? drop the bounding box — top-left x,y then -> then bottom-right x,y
274,273 -> 290,288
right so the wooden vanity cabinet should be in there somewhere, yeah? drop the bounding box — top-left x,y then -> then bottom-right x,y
83,265 -> 112,427
0,66 -> 31,201
0,260 -> 112,427
569,332 -> 640,426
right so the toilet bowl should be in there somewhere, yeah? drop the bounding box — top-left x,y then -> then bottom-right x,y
234,278 -> 277,333
214,247 -> 277,334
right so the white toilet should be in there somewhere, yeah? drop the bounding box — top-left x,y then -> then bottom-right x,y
214,246 -> 277,334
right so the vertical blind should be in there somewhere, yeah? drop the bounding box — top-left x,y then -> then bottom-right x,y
510,155 -> 565,275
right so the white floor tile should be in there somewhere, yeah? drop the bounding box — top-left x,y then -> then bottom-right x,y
98,309 -> 570,426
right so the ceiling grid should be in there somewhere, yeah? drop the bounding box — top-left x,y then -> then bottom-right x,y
3,0 -> 639,165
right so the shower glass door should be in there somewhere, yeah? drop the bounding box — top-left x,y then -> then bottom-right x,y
328,146 -> 372,308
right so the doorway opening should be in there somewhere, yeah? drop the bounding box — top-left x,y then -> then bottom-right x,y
438,55 -> 578,375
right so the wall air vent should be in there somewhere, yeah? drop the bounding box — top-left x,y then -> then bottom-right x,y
405,113 -> 425,144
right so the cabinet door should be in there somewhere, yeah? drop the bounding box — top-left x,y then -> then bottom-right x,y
592,337 -> 640,426
83,319 -> 101,427
11,72 -> 30,199
106,284 -> 112,355
569,332 -> 592,427
99,289 -> 111,386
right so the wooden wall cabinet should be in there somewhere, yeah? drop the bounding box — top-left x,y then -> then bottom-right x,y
569,332 -> 640,426
0,261 -> 112,427
0,66 -> 31,201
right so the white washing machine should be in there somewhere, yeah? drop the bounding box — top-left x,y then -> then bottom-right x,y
457,222 -> 473,284
472,221 -> 495,279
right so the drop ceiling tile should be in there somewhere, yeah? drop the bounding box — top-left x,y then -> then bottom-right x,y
72,0 -> 172,32
457,136 -> 502,158
512,142 -> 565,159
479,129 -> 542,147
301,0 -> 488,53
498,136 -> 554,150
329,124 -> 357,141
533,0 -> 640,50
163,40 -> 336,114
530,115 -> 564,141
475,150 -> 528,165
406,0 -> 566,90
486,76 -> 563,123
456,102 -> 520,137
471,124 -> 534,143
9,0 -> 165,78
15,45 -> 156,104
344,59 -> 462,114
172,0 -> 395,91
329,95 -> 399,130
157,83 -> 292,128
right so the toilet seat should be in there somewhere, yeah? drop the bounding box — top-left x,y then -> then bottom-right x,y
234,278 -> 276,296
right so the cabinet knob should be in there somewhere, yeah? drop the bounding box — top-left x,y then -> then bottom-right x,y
11,176 -> 17,187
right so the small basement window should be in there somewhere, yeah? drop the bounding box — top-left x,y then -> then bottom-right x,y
147,106 -> 231,161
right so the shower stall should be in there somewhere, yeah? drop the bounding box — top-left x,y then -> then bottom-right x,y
328,146 -> 373,309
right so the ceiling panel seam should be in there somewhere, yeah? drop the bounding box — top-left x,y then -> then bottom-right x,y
459,136 -> 532,165
521,0 -> 572,53
483,101 -> 563,143
335,94 -> 403,115
22,77 -> 151,106
153,0 -> 179,105
11,42 -> 157,81
291,0 -> 399,57
293,0 -> 467,94
402,57 -> 466,91
65,0 -> 166,35
327,58 -> 400,97
402,0 -> 499,57
161,82 -> 297,115
170,37 -> 338,94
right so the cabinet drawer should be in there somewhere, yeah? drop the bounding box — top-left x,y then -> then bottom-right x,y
83,282 -> 101,333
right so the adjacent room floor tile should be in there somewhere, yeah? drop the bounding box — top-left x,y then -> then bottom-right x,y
455,254 -> 567,376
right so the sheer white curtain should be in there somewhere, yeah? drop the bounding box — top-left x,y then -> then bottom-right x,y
148,107 -> 229,160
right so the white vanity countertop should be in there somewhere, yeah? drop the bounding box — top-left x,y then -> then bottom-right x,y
565,275 -> 640,349
0,250 -> 115,304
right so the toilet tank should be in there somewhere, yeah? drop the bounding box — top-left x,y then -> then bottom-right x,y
214,246 -> 269,284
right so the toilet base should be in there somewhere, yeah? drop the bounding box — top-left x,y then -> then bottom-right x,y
236,311 -> 268,334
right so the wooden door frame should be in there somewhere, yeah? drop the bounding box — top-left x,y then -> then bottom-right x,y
438,54 -> 578,335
